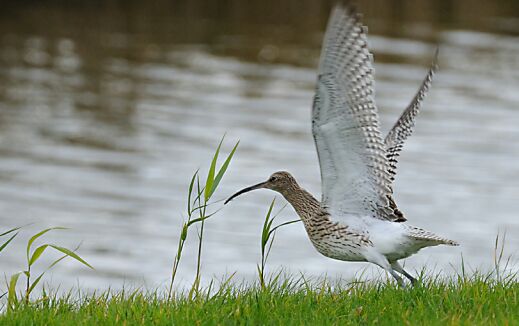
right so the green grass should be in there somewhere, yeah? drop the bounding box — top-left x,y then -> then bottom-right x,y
2,275 -> 518,325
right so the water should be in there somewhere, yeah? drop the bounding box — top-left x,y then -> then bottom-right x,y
1,0 -> 518,291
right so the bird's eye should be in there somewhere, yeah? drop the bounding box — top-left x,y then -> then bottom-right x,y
270,176 -> 277,182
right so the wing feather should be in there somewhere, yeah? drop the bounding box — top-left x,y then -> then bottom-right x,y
384,49 -> 439,182
312,3 -> 400,222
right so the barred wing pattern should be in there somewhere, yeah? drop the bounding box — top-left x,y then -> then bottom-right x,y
384,49 -> 439,182
312,4 -> 402,222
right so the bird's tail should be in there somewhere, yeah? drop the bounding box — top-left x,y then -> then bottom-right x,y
406,226 -> 459,246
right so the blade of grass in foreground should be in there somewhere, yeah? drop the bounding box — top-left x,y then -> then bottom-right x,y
49,245 -> 94,270
169,136 -> 239,299
0,231 -> 19,254
194,138 -> 239,296
204,136 -> 224,202
9,227 -> 93,306
258,199 -> 299,289
26,227 -> 67,261
210,141 -> 239,199
7,272 -> 21,309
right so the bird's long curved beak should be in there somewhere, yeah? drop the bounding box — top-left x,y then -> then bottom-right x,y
224,181 -> 267,204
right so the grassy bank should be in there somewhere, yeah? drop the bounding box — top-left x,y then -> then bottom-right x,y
2,276 -> 518,325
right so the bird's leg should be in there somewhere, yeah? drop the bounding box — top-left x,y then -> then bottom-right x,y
387,269 -> 405,288
365,252 -> 405,288
391,261 -> 418,286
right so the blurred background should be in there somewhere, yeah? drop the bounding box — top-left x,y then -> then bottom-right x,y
1,0 -> 518,291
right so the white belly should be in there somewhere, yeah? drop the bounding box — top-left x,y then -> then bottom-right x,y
306,215 -> 424,262
363,219 -> 426,261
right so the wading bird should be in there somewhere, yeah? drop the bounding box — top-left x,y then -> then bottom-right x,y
225,2 -> 457,286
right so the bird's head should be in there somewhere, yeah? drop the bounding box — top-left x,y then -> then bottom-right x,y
224,171 -> 297,204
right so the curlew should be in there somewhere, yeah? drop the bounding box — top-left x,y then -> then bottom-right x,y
225,2 -> 458,286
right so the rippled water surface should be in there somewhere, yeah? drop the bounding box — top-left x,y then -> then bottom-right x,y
1,1 -> 519,291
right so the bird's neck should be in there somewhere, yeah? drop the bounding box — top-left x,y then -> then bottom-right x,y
280,185 -> 323,224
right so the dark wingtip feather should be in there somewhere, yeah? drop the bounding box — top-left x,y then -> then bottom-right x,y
432,46 -> 440,71
334,0 -> 360,19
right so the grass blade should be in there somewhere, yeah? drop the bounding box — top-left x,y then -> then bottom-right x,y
0,232 -> 19,254
209,141 -> 239,199
46,253 -> 69,271
49,245 -> 94,269
261,199 -> 276,250
267,219 -> 301,239
29,244 -> 49,266
205,136 -> 225,201
26,227 -> 67,260
0,226 -> 22,237
192,184 -> 205,208
26,253 -> 70,299
265,232 -> 277,262
186,208 -> 222,227
8,272 -> 21,308
261,199 -> 276,259
28,272 -> 46,294
187,170 -> 199,214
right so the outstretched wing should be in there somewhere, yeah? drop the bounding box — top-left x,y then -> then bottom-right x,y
385,49 -> 439,183
312,3 -> 403,222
